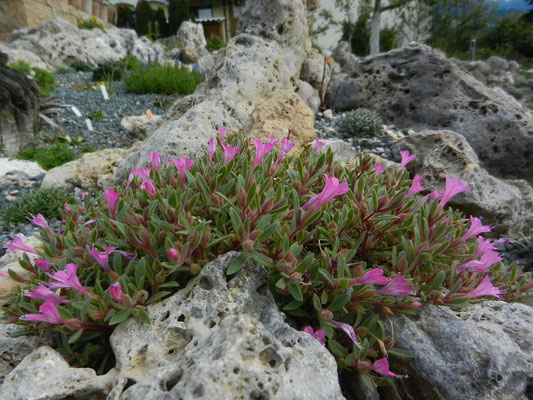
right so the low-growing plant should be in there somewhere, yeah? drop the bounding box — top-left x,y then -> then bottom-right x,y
206,34 -> 225,52
90,110 -> 105,121
54,64 -> 73,74
0,188 -> 74,225
117,55 -> 139,71
2,134 -> 531,383
33,68 -> 56,98
71,60 -> 93,73
92,65 -> 123,82
17,144 -> 77,170
8,60 -> 32,75
124,62 -> 205,95
80,145 -> 97,154
337,108 -> 384,138
77,17 -> 105,32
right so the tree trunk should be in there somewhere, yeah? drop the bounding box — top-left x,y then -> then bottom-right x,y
370,0 -> 381,56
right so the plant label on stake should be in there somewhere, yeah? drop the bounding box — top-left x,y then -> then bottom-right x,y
100,84 -> 109,101
86,119 -> 94,131
71,106 -> 82,117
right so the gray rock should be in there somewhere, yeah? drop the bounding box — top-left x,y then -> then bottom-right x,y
115,0 -> 309,180
296,79 -> 320,114
1,346 -> 116,400
391,129 -> 533,235
323,109 -> 333,120
301,49 -> 330,88
0,158 -> 44,188
387,302 -> 533,400
0,51 -> 40,155
328,43 -> 533,184
332,41 -> 358,68
108,252 -> 344,400
174,22 -> 208,64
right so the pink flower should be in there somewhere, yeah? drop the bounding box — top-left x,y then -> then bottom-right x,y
26,285 -> 72,304
377,275 -> 412,296
141,179 -> 156,199
127,167 -> 151,187
312,140 -> 325,153
466,276 -> 502,298
172,157 -> 195,182
81,192 -> 89,199
460,216 -> 491,241
407,174 -> 425,196
303,326 -> 326,346
104,189 -> 120,219
89,247 -> 116,275
208,137 -> 216,160
277,137 -> 295,162
268,135 -> 280,145
222,144 -> 240,165
354,268 -> 390,285
457,246 -> 502,273
21,301 -> 67,325
371,358 -> 401,378
253,139 -> 276,166
109,282 -> 123,302
31,214 -> 50,230
399,151 -> 416,169
35,259 -> 51,272
119,251 -> 135,261
302,174 -> 350,212
218,126 -> 228,142
438,176 -> 470,208
332,320 -> 359,348
5,235 -> 37,254
374,164 -> 385,175
167,248 -> 179,262
48,263 -> 92,297
83,219 -> 97,226
0,271 -> 7,277
146,152 -> 160,170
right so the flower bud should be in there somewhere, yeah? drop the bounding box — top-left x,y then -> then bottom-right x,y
289,272 -> 301,283
320,309 -> 334,321
242,239 -> 254,252
190,263 -> 202,275
109,282 -> 123,303
167,248 -> 179,263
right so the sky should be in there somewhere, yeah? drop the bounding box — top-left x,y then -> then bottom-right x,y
497,0 -> 530,10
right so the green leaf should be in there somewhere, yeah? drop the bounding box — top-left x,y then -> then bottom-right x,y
136,307 -> 151,325
109,308 -> 132,325
328,339 -> 348,357
328,293 -> 351,312
146,291 -> 171,305
387,348 -> 415,359
250,251 -> 273,267
283,299 -> 304,311
68,329 -> 84,344
226,253 -> 246,275
56,306 -> 74,321
359,373 -> 376,392
287,282 -> 303,302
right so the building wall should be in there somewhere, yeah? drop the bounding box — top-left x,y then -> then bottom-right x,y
0,0 -> 111,41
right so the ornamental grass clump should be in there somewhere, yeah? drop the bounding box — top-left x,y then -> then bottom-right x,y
337,108 -> 384,138
2,132 -> 532,383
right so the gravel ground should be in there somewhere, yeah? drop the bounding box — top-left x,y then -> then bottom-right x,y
40,72 -> 176,151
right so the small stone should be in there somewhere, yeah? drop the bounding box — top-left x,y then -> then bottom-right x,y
323,109 -> 333,120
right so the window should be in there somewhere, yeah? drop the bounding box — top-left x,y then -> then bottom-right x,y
232,5 -> 244,17
192,6 -> 213,20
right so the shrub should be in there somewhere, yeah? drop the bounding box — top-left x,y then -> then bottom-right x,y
71,60 -> 92,72
206,34 -> 225,52
337,108 -> 384,138
33,68 -> 56,98
17,144 -> 77,170
136,0 -> 153,36
2,135 -> 531,380
124,62 -> 205,94
167,0 -> 190,37
92,64 -> 123,82
117,55 -> 139,71
116,5 -> 135,29
0,188 -> 74,225
77,17 -> 105,32
8,60 -> 32,75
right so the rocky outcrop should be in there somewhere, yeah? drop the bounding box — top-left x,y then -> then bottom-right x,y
391,130 -> 533,235
121,115 -> 163,139
0,42 -> 50,71
4,19 -> 164,68
385,302 -> 533,400
245,89 -> 315,152
328,43 -> 533,184
0,158 -> 44,187
0,51 -> 40,155
2,253 -> 345,400
115,0 -> 310,179
41,143 -> 141,191
175,21 -> 209,64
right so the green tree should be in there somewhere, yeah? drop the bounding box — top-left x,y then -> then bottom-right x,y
480,15 -> 533,59
167,0 -> 190,37
153,7 -> 168,38
116,5 -> 135,29
136,0 -> 153,37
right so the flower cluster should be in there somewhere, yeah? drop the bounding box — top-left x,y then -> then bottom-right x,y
2,132 -> 531,384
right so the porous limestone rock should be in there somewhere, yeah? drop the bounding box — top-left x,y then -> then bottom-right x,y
317,139 -> 398,169
0,42 -> 49,71
174,21 -> 208,64
245,89 -> 315,151
1,346 -> 115,400
0,51 -> 40,155
5,19 -> 164,68
296,79 -> 320,114
385,302 -> 533,400
328,43 -> 533,183
115,0 -> 309,180
391,130 -> 533,234
0,158 -> 45,187
331,41 -> 358,68
0,235 -> 40,305
300,49 -> 331,89
121,115 -> 163,139
42,143 -> 141,191
107,252 -> 344,400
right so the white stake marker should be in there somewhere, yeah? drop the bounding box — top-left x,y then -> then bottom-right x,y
71,106 -> 82,117
85,119 -> 94,131
100,84 -> 109,101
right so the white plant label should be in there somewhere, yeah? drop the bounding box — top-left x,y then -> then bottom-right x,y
85,119 -> 94,131
100,84 -> 109,101
71,106 -> 82,117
